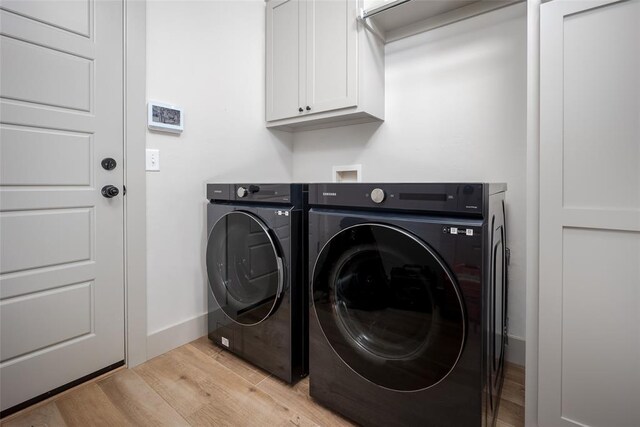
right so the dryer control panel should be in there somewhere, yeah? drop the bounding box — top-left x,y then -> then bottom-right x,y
309,183 -> 505,217
207,183 -> 307,208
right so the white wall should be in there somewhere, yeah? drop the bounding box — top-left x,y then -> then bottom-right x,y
292,4 -> 528,346
145,1 -> 528,360
146,1 -> 292,342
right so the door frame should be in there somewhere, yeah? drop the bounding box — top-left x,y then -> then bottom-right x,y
123,0 -> 147,368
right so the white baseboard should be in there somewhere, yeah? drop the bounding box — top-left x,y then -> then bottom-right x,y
506,335 -> 525,366
146,313 -> 208,360
146,312 -> 527,368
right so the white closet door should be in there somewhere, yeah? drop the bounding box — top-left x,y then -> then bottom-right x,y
539,1 -> 640,426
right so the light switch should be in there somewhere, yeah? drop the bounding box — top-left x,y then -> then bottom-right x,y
146,149 -> 160,171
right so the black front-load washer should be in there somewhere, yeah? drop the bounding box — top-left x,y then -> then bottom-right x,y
308,183 -> 507,427
206,183 -> 308,383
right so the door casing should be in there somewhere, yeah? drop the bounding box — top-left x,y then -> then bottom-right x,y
123,0 -> 147,369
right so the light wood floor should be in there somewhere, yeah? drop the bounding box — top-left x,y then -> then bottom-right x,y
1,337 -> 525,427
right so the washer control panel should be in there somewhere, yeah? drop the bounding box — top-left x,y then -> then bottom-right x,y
310,183 -> 500,216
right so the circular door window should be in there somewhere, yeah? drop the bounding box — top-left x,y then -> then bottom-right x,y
312,223 -> 465,391
207,211 -> 283,326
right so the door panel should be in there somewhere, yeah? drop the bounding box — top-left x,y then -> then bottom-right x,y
561,2 -> 640,211
266,0 -> 303,121
0,36 -> 92,111
0,0 -> 91,36
0,209 -> 92,274
0,126 -> 92,186
560,228 -> 639,427
0,0 -> 124,412
0,281 -> 92,362
540,1 -> 640,426
305,0 -> 357,114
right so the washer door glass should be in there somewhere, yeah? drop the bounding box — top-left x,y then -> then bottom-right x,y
207,211 -> 283,326
313,223 -> 465,391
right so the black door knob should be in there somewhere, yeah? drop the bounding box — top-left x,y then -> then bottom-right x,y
101,185 -> 119,198
306,106 -> 311,111
101,158 -> 117,170
298,107 -> 303,112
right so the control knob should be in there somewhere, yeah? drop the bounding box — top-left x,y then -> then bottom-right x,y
237,186 -> 248,198
370,188 -> 385,204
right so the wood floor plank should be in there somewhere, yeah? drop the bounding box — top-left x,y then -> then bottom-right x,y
496,398 -> 525,427
187,403 -> 316,427
501,377 -> 525,407
496,419 -> 516,427
55,383 -> 132,427
134,349 -> 213,417
190,336 -> 269,385
3,340 -> 526,427
97,369 -> 189,426
256,376 -> 354,426
504,363 -> 525,386
1,402 -> 67,427
137,344 -> 317,427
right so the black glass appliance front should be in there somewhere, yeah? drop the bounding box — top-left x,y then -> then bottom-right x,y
207,211 -> 283,326
312,223 -> 465,392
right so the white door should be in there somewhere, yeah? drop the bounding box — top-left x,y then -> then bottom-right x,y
539,1 -> 640,426
305,0 -> 357,115
266,0 -> 305,121
0,0 -> 125,412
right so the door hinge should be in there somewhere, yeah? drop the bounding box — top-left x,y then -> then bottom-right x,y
505,247 -> 511,265
123,185 -> 127,196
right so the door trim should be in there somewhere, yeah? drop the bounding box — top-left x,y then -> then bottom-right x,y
124,0 -> 147,368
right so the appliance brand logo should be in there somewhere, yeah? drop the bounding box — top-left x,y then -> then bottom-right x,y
322,192 -> 337,197
213,190 -> 222,193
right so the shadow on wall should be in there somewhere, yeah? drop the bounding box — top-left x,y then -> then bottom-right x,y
291,122 -> 382,181
203,129 -> 293,185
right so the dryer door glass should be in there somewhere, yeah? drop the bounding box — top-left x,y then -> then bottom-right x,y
207,211 -> 282,326
313,223 -> 465,391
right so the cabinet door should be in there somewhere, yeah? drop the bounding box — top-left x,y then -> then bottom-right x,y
266,0 -> 305,121
305,0 -> 357,115
539,1 -> 640,426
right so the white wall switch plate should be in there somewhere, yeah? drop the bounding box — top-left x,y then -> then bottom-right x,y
146,149 -> 160,171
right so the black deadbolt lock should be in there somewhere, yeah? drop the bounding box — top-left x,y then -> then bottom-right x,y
101,185 -> 119,198
101,157 -> 117,171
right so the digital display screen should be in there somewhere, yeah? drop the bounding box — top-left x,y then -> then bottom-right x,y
152,105 -> 181,125
399,193 -> 448,202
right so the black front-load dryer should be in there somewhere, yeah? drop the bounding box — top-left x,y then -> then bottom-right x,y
308,183 -> 507,427
206,183 -> 308,383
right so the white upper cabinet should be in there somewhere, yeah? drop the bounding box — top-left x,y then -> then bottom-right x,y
266,0 -> 384,131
